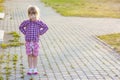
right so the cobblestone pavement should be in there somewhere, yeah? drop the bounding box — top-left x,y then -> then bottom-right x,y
0,0 -> 120,80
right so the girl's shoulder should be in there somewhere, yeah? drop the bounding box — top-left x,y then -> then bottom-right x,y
35,20 -> 44,25
22,19 -> 30,23
20,19 -> 30,25
19,20 -> 31,27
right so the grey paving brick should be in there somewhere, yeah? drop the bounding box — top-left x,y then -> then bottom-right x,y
0,0 -> 120,80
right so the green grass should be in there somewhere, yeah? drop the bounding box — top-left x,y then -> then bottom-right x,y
98,33 -> 120,53
8,32 -> 20,38
0,53 -> 19,79
0,0 -> 4,12
0,76 -> 4,80
0,43 -> 8,49
0,6 -> 3,12
0,0 -> 4,3
41,0 -> 120,18
12,54 -> 18,61
0,31 -> 24,49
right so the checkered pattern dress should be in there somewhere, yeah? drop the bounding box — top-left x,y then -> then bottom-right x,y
19,20 -> 48,42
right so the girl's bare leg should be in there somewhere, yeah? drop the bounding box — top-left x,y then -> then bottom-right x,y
28,54 -> 33,68
32,55 -> 38,74
33,55 -> 38,68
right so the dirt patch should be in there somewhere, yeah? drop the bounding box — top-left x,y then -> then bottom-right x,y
3,32 -> 13,43
0,32 -> 24,50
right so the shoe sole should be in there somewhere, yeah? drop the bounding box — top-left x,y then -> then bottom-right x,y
27,73 -> 32,75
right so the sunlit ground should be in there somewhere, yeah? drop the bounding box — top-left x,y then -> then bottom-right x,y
0,0 -> 4,12
41,0 -> 120,18
98,33 -> 120,53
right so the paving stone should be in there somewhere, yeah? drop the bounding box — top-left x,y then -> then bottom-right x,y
0,0 -> 120,80
0,30 -> 4,43
0,13 -> 5,19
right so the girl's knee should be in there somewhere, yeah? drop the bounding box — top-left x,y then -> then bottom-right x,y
32,55 -> 38,57
28,54 -> 32,57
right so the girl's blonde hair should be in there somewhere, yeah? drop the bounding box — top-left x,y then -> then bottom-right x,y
27,5 -> 40,19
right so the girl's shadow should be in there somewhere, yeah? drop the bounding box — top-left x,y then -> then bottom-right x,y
24,73 -> 47,80
24,74 -> 39,80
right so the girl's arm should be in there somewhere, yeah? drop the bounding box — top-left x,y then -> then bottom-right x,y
19,20 -> 28,35
39,21 -> 48,35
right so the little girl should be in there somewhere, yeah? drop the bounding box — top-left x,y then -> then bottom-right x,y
19,5 -> 48,75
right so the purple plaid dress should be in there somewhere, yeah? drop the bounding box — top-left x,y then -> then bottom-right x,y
19,20 -> 48,56
19,20 -> 48,42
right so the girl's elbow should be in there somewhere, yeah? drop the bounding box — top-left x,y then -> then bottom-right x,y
46,27 -> 48,31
